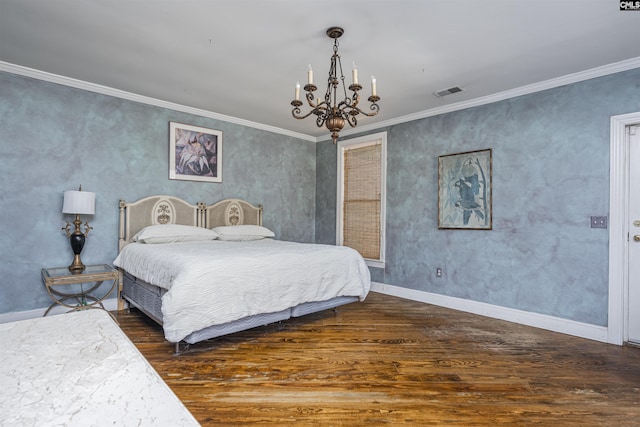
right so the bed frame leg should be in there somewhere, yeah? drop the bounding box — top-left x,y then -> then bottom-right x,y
172,341 -> 190,355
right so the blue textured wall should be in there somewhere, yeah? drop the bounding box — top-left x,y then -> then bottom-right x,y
316,68 -> 640,326
0,71 -> 315,314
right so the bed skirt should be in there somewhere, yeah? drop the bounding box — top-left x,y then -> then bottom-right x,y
121,271 -> 359,344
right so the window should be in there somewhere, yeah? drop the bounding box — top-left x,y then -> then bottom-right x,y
337,132 -> 386,268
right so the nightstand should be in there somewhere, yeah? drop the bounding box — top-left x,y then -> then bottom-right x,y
41,264 -> 119,316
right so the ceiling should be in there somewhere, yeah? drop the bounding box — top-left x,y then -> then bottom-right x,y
2,0 -> 640,141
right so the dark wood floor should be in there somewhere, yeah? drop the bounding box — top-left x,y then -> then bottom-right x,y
114,292 -> 640,426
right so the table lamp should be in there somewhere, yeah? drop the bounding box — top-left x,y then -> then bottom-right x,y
62,185 -> 95,273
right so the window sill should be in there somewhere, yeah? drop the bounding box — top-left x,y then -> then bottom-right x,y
365,259 -> 385,269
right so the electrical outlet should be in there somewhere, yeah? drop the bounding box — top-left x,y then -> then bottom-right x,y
590,216 -> 607,229
436,268 -> 442,277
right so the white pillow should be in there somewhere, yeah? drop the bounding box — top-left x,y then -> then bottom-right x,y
211,225 -> 275,241
131,224 -> 220,244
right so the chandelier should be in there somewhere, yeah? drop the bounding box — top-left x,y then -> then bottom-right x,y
291,27 -> 380,144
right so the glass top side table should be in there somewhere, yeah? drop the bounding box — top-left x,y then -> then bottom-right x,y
41,264 -> 119,316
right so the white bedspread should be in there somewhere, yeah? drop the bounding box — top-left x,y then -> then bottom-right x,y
114,239 -> 370,342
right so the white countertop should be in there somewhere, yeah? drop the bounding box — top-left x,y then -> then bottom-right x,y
0,309 -> 200,426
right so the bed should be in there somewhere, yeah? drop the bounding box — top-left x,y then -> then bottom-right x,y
114,195 -> 371,351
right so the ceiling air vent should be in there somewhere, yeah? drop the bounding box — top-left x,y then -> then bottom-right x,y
434,86 -> 463,98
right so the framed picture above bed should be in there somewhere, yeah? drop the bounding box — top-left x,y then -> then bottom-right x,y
169,122 -> 222,183
438,148 -> 492,230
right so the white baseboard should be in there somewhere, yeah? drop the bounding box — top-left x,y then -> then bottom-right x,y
3,289 -> 609,345
0,298 -> 120,324
371,282 -> 609,344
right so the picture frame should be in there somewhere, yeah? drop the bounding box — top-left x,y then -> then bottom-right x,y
169,122 -> 222,183
438,148 -> 492,230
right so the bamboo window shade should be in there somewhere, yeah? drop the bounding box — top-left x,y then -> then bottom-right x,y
343,142 -> 381,259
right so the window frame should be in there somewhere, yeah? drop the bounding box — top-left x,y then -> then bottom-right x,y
336,131 -> 387,268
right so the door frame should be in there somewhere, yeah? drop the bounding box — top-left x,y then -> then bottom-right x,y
608,112 -> 640,345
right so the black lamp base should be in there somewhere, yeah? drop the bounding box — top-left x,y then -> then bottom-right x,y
68,231 -> 86,274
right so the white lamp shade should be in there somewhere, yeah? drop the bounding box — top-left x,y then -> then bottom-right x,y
62,190 -> 96,215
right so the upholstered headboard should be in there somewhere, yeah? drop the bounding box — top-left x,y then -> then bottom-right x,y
118,195 -> 202,251
118,196 -> 263,251
204,198 -> 263,228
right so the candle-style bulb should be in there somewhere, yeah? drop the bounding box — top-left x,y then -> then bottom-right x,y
352,61 -> 358,85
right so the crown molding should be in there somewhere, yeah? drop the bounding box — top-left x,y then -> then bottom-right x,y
326,56 -> 640,142
0,61 -> 316,142
3,57 -> 639,144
